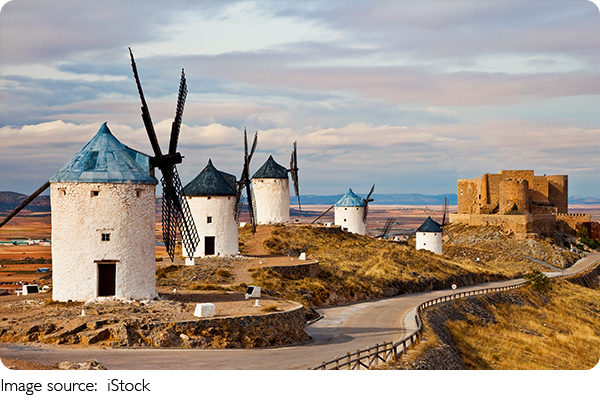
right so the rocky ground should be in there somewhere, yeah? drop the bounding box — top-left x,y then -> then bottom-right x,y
0,288 -> 300,347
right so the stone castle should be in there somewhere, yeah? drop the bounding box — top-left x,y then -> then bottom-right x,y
450,170 -> 590,238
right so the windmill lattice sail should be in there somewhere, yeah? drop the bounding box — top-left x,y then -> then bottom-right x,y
235,128 -> 258,233
129,48 -> 199,260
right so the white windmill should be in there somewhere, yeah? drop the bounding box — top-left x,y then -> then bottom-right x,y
251,142 -> 301,225
183,159 -> 238,260
0,50 -> 199,301
333,186 -> 374,235
415,216 -> 443,254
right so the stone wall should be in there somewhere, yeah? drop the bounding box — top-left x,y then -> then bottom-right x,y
253,178 -> 290,224
449,213 -> 556,237
184,195 -> 238,258
263,261 -> 320,279
50,182 -> 157,302
108,304 -> 310,348
556,213 -> 592,236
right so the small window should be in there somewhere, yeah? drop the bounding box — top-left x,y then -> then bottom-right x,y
136,189 -> 143,197
101,233 -> 110,242
460,190 -> 464,195
207,196 -> 211,200
345,208 -> 347,211
91,190 -> 99,197
343,219 -> 347,222
59,189 -> 66,196
207,216 -> 213,224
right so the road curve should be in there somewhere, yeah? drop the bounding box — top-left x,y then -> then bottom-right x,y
1,252 -> 598,370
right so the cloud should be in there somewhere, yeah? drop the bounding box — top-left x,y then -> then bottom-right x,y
2,118 -> 598,197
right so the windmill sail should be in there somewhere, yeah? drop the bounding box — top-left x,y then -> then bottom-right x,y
235,129 -> 258,233
129,48 -> 199,260
362,184 -> 375,223
0,181 -> 50,229
289,141 -> 301,211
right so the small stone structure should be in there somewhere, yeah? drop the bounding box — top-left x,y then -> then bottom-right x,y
263,261 -> 320,279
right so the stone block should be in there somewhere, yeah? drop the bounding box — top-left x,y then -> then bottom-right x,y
194,303 -> 216,318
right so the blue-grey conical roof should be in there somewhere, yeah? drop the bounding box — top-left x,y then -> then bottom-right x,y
49,122 -> 157,185
416,216 -> 442,233
335,188 -> 365,207
183,159 -> 237,196
252,155 -> 288,179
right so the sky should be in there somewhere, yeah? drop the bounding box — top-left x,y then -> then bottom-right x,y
1,0 -> 600,200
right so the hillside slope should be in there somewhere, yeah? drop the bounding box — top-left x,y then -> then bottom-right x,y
245,224 -> 576,308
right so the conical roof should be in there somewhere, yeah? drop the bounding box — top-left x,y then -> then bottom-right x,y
416,216 -> 442,233
335,188 -> 365,207
49,122 -> 157,185
252,155 -> 288,179
183,159 -> 236,196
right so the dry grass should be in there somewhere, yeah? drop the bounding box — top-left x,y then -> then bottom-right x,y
247,225 -> 534,307
446,281 -> 600,369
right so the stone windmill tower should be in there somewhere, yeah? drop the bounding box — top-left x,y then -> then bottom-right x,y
183,159 -> 238,260
252,155 -> 290,225
334,186 -> 374,235
415,216 -> 443,254
49,123 -> 158,301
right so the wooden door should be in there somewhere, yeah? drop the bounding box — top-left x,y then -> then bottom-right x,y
205,236 -> 215,256
98,263 -> 116,296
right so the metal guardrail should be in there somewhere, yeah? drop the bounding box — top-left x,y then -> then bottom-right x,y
312,254 -> 600,370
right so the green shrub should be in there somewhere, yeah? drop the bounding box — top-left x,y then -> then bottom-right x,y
524,269 -> 551,293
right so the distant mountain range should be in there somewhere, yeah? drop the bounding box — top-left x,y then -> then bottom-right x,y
568,196 -> 600,205
0,191 -> 50,214
299,193 -> 458,206
1,191 -> 598,214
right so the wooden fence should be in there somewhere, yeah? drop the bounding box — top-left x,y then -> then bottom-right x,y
312,254 -> 600,370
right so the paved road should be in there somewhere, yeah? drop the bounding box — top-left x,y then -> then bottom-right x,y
1,252 -> 598,370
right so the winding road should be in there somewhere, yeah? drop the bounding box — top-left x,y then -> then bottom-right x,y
1,252 -> 598,370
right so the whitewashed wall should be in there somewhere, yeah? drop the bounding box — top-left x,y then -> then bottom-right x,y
252,178 -> 290,224
183,195 -> 238,258
416,232 -> 443,254
334,206 -> 365,235
50,182 -> 157,302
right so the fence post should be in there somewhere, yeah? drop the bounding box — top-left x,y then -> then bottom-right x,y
321,362 -> 326,370
356,350 -> 361,370
335,356 -> 339,370
403,339 -> 407,355
347,352 -> 351,370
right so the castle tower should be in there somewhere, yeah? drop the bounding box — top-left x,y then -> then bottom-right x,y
183,159 -> 238,258
416,216 -> 443,254
499,178 -> 529,214
252,155 -> 290,225
49,123 -> 158,302
334,188 -> 366,235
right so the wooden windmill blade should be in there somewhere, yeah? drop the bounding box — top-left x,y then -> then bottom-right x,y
441,197 -> 449,226
236,129 -> 258,233
311,204 -> 334,224
362,184 -> 375,223
243,130 -> 258,233
0,181 -> 50,229
169,69 -> 187,156
289,141 -> 301,211
129,48 -> 163,159
129,48 -> 198,260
